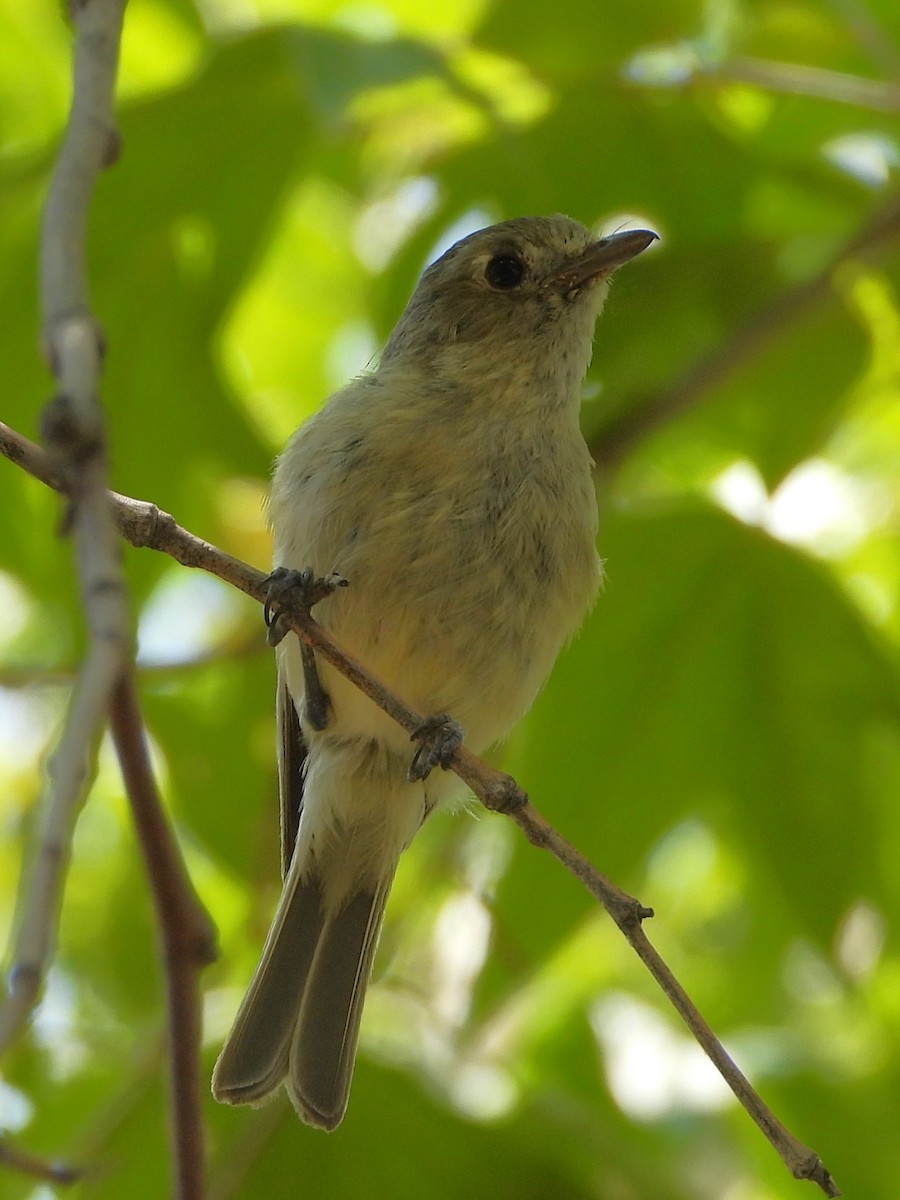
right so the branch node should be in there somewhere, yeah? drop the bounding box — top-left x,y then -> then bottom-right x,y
119,498 -> 165,549
796,1154 -> 841,1197
142,503 -> 165,546
482,774 -> 528,816
614,895 -> 655,929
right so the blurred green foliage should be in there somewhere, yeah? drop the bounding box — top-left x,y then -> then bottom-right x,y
1,0 -> 900,1197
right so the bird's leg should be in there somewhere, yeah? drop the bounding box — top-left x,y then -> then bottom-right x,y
408,713 -> 464,782
299,641 -> 331,731
264,567 -> 348,732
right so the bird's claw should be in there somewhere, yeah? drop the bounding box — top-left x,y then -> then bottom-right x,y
408,714 -> 464,782
264,567 -> 347,647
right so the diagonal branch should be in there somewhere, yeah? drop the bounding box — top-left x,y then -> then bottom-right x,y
591,189 -> 900,470
0,1136 -> 82,1187
703,56 -> 900,110
0,421 -> 841,1196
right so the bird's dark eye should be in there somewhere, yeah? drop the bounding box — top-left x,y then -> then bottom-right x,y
484,254 -> 525,290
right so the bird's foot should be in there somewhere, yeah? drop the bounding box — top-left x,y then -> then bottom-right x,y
263,567 -> 347,648
408,713 -> 464,782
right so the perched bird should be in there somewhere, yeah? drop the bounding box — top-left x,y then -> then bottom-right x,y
212,214 -> 656,1129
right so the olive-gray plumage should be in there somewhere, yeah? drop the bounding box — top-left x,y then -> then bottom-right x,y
211,215 -> 655,1128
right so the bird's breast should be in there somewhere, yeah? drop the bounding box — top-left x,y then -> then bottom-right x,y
274,396 -> 600,750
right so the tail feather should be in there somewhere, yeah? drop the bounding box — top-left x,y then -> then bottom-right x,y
288,885 -> 389,1129
212,863 -> 393,1127
211,875 -> 325,1105
214,723 -> 416,1125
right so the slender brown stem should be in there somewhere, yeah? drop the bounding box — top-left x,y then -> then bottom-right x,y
0,1136 -> 83,1186
109,675 -> 217,1200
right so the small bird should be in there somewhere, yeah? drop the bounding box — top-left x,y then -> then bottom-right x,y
212,214 -> 656,1129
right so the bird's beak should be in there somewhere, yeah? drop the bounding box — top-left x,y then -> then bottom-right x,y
553,228 -> 658,290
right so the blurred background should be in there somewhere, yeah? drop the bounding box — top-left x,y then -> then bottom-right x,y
2,0 -> 900,1196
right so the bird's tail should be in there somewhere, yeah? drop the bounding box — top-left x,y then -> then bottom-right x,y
211,853 -> 392,1130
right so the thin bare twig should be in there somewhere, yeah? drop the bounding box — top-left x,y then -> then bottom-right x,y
0,0 -> 129,1059
0,425 -> 840,1195
704,56 -> 900,110
109,676 -> 217,1200
591,190 -> 900,471
0,1136 -> 82,1186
